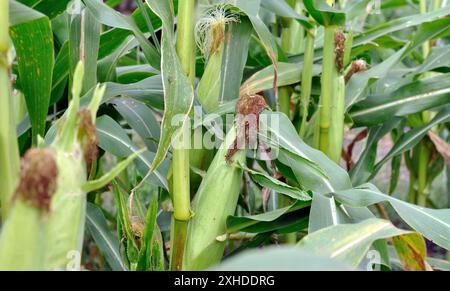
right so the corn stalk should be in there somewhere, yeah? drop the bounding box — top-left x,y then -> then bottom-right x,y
278,0 -> 306,243
170,0 -> 197,271
279,0 -> 304,117
316,25 -> 338,158
414,0 -> 435,206
298,26 -> 316,138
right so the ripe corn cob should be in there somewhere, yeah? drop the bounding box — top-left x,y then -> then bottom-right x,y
0,62 -> 141,270
184,94 -> 267,270
183,124 -> 245,270
196,5 -> 237,111
190,5 -> 238,193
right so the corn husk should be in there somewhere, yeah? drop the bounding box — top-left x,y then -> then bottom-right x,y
0,201 -> 45,270
183,125 -> 245,270
0,62 -> 141,270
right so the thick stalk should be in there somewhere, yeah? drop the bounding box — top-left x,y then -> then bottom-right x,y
170,0 -> 196,271
170,218 -> 188,271
416,0 -> 432,206
329,76 -> 345,163
176,0 -> 196,83
279,0 -> 304,119
172,126 -> 191,222
318,26 -> 337,157
278,87 -> 291,117
408,174 -> 417,204
0,0 -> 20,220
405,151 -> 417,204
279,0 -> 304,243
299,27 -> 316,138
417,135 -> 431,207
280,0 -> 305,54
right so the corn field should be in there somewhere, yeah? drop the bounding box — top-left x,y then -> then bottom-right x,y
0,0 -> 449,272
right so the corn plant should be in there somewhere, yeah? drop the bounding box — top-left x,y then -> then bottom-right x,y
0,0 -> 449,272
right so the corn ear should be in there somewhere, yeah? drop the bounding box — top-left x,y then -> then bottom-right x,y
0,201 -> 45,270
0,148 -> 57,270
183,125 -> 246,270
191,6 -> 234,188
0,0 -> 20,220
197,43 -> 224,111
0,62 -> 140,270
43,145 -> 87,269
0,0 -> 8,53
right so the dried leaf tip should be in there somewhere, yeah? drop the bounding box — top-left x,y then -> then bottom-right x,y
15,148 -> 58,212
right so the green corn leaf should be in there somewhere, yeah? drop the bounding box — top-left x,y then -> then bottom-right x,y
82,149 -> 145,193
96,115 -> 169,189
427,257 -> 450,271
259,112 -> 351,194
289,6 -> 450,64
84,0 -> 161,70
260,0 -> 312,28
219,17 -> 253,103
229,0 -> 278,85
10,0 -> 54,142
241,62 -> 321,96
97,35 -> 138,83
111,97 -> 160,152
240,164 -> 312,201
352,5 -> 450,47
351,74 -> 450,126
331,184 -> 450,250
112,181 -> 137,251
413,45 -> 450,75
50,41 -> 69,105
345,45 -> 409,108
86,203 -> 128,271
214,246 -> 353,271
81,75 -> 164,110
98,4 -> 163,59
350,118 -> 402,186
145,0 -> 194,175
371,107 -> 450,177
226,200 -> 311,234
299,218 -> 410,267
136,196 -> 158,271
68,4 -> 100,95
25,0 -> 71,19
303,0 -> 346,27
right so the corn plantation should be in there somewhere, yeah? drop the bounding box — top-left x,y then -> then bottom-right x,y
0,0 -> 449,271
